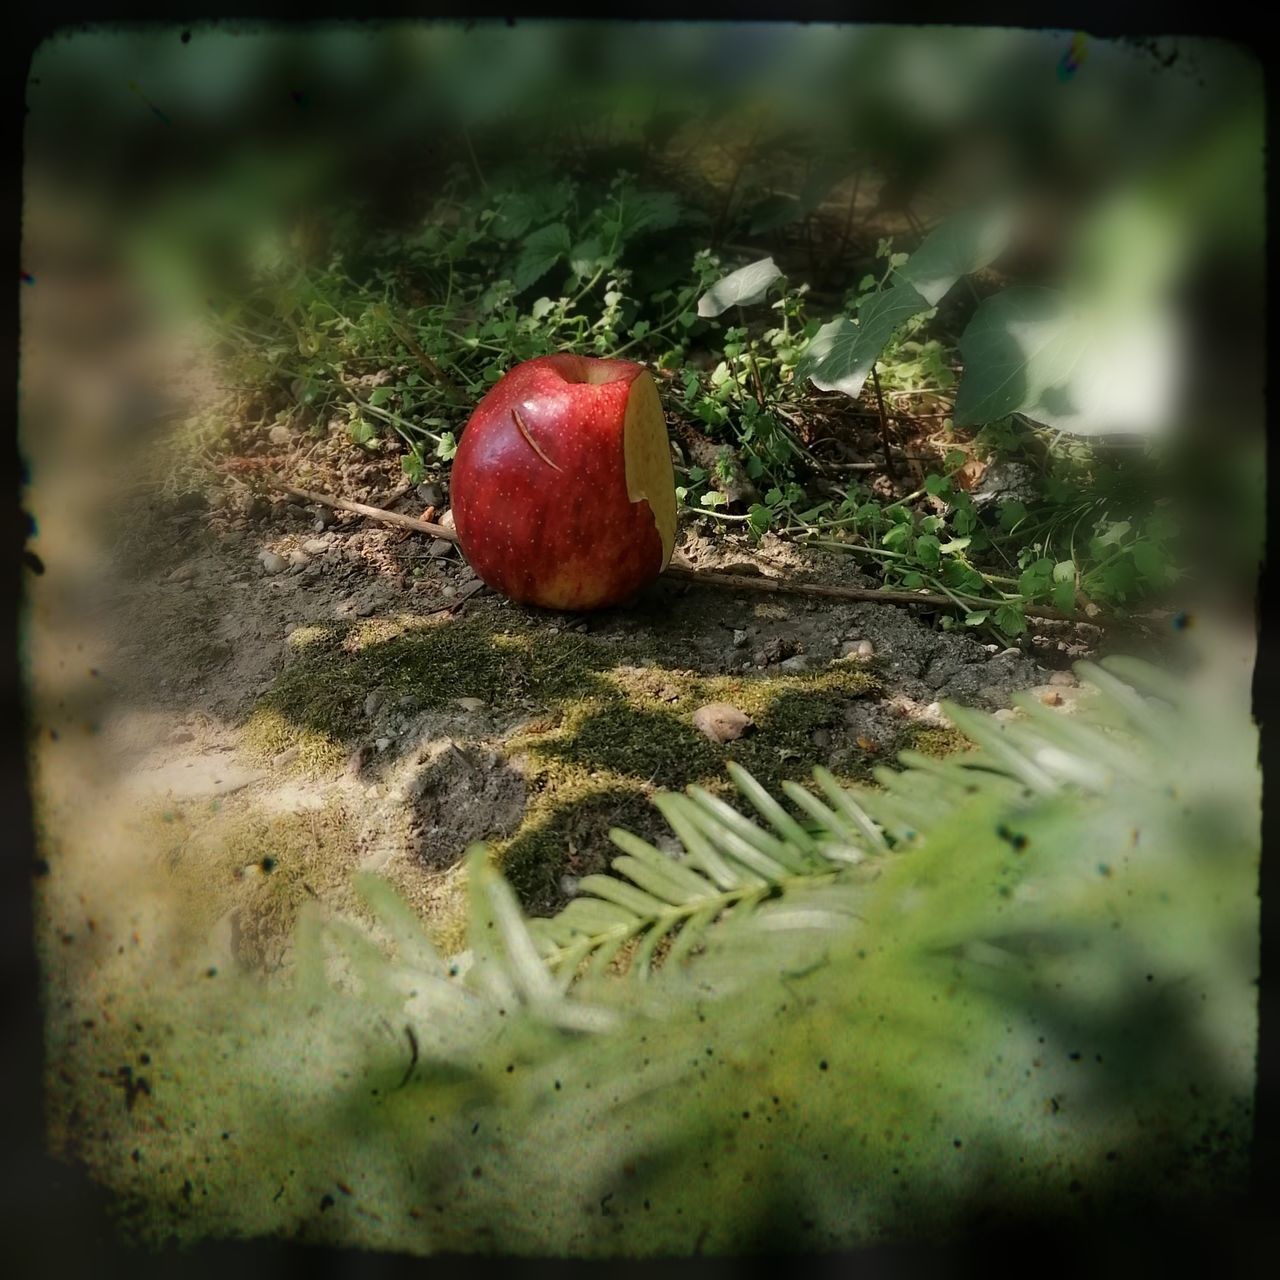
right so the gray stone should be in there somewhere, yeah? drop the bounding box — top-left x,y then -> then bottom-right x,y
356,599 -> 376,617
416,482 -> 444,507
732,629 -> 749,648
375,737 -> 391,753
287,549 -> 310,567
779,654 -> 810,673
303,538 -> 329,555
364,691 -> 385,719
428,539 -> 454,559
260,551 -> 286,575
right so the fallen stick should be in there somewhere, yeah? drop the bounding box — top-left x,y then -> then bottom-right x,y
264,472 -> 1103,627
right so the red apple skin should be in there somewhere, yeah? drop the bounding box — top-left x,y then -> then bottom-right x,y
451,354 -> 669,611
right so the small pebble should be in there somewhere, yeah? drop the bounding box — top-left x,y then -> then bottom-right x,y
732,629 -> 749,648
364,691 -> 385,718
1040,690 -> 1064,707
356,600 -> 376,617
375,737 -> 391,753
428,539 -> 454,559
416,482 -> 444,508
456,697 -> 486,712
998,647 -> 1020,658
547,626 -> 560,636
288,549 -> 310,568
260,551 -> 286,575
993,708 -> 1017,723
850,639 -> 875,661
397,695 -> 419,713
268,424 -> 292,445
984,644 -> 999,654
442,585 -> 457,599
438,509 -> 456,532
303,538 -> 329,555
314,507 -> 337,528
779,654 -> 810,673
692,703 -> 754,744
167,563 -> 196,583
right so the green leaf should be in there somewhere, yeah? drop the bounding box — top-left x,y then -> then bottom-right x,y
569,237 -> 603,278
368,386 -> 393,407
513,223 -> 572,292
748,504 -> 772,535
696,258 -> 783,318
995,604 -> 1027,635
530,296 -> 555,320
617,190 -> 682,239
892,208 -> 1011,307
435,431 -> 458,461
1053,559 -> 1076,583
998,500 -> 1028,531
1052,579 -> 1077,612
964,610 -> 989,626
797,283 -> 931,399
914,534 -> 941,567
953,286 -> 1178,436
699,490 -> 728,509
882,524 -> 911,551
347,418 -> 375,446
400,449 -> 424,486
1132,541 -> 1167,580
924,473 -> 951,498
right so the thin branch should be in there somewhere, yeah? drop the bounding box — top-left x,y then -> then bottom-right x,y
869,363 -> 897,482
262,472 -> 1110,627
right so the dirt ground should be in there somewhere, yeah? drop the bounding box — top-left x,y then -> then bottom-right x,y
23,186 -> 1104,987
23,181 -> 1188,1252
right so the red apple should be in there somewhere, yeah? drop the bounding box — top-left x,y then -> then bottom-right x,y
450,354 -> 677,611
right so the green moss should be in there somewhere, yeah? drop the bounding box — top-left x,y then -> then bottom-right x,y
143,797 -> 361,971
252,612 -> 619,746
240,706 -> 347,774
493,662 -> 881,913
908,725 -> 975,759
242,601 -> 883,924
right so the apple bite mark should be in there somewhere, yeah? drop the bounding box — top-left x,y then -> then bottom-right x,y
622,370 -> 677,570
511,407 -> 562,472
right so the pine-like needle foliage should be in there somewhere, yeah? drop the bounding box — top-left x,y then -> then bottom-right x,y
121,654 -> 1259,1254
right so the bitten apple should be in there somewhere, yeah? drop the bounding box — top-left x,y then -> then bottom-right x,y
450,354 -> 677,611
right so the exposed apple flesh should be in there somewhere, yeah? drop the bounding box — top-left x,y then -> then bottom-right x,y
450,354 -> 676,611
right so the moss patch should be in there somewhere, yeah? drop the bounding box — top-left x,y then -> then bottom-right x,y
493,661 -> 880,914
907,724 -> 975,759
242,601 -> 883,925
250,613 -> 620,746
142,795 -> 361,972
